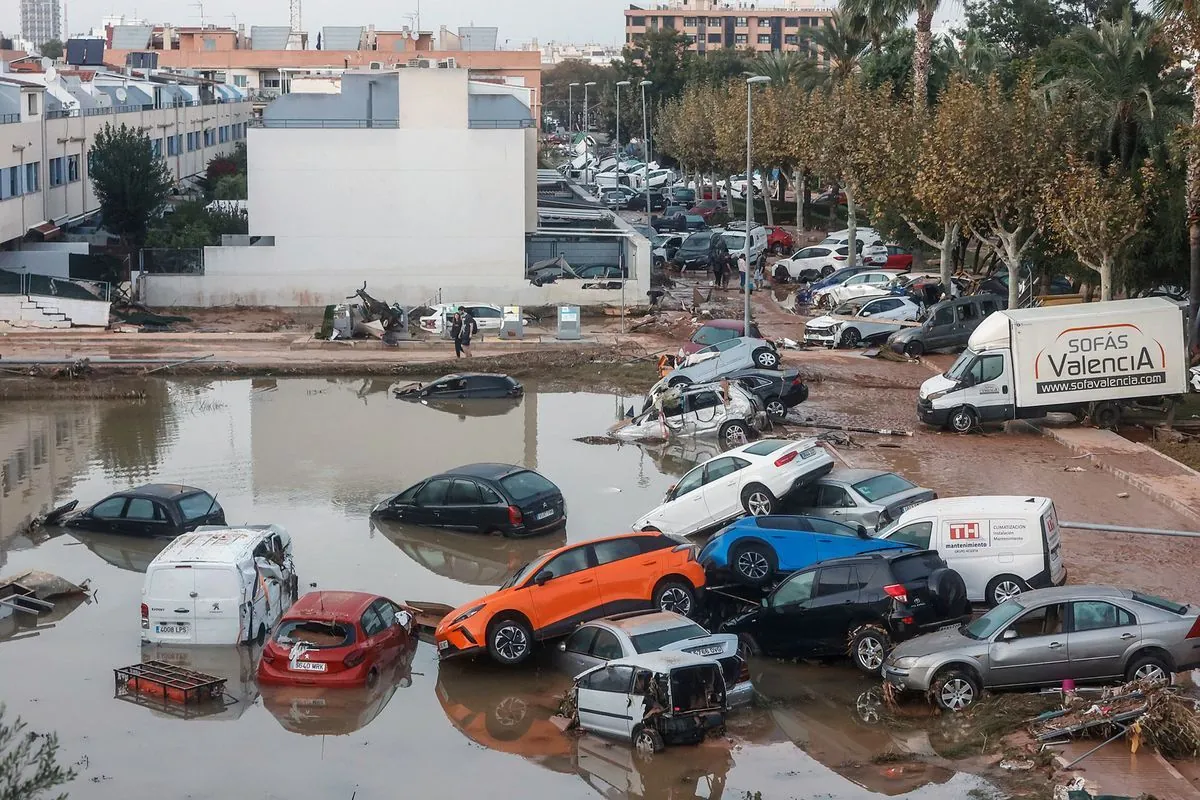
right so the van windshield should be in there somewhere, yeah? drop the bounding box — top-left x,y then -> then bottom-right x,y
275,620 -> 356,648
944,348 -> 979,381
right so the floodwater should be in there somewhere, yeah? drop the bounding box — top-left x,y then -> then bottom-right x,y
0,378 -> 999,799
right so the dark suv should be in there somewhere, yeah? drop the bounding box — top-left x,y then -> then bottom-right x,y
720,549 -> 969,675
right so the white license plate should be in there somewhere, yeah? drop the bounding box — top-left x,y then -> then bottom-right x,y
800,447 -> 818,459
155,624 -> 188,635
289,660 -> 327,672
438,640 -> 450,651
535,509 -> 555,520
690,645 -> 723,657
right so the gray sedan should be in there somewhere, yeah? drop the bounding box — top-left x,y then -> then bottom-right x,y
883,586 -> 1200,711
652,337 -> 781,394
790,469 -> 936,530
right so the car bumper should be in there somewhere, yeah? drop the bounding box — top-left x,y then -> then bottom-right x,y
804,330 -> 837,347
881,662 -> 938,693
917,398 -> 950,427
887,612 -> 972,644
1027,565 -> 1067,590
257,659 -> 369,687
435,626 -> 485,660
511,514 -> 567,537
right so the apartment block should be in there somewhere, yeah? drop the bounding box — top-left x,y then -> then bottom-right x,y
20,0 -> 61,47
625,1 -> 833,54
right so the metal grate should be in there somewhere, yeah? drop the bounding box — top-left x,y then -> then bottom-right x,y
114,660 -> 232,719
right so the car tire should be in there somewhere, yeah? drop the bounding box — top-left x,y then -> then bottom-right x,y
740,483 -> 777,517
731,541 -> 777,587
633,726 -> 665,760
736,633 -> 762,661
653,580 -> 696,617
753,348 -> 780,369
948,406 -> 978,434
848,623 -> 891,675
839,328 -> 862,349
931,667 -> 981,712
821,265 -> 834,278
985,574 -> 1027,607
765,399 -> 788,421
929,567 -> 969,617
485,695 -> 534,740
720,420 -> 751,446
668,375 -> 692,388
1092,402 -> 1121,429
773,265 -> 790,283
772,244 -> 783,255
487,616 -> 534,666
1125,652 -> 1172,685
903,341 -> 924,358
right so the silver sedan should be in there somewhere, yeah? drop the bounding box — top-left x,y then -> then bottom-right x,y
883,585 -> 1200,711
790,469 -> 936,530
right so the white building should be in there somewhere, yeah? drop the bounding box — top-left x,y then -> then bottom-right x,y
529,41 -> 624,67
0,70 -> 252,249
20,0 -> 61,47
141,67 -> 651,309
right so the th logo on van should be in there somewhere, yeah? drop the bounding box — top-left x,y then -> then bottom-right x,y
949,522 -> 981,540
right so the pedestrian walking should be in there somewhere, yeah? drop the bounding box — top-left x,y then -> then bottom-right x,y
712,254 -> 726,290
737,253 -> 750,293
450,311 -> 465,358
457,305 -> 478,358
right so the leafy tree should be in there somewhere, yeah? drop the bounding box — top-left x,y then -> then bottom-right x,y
145,201 -> 248,249
89,123 -> 174,248
541,61 -> 619,133
804,13 -> 870,90
964,0 -> 1087,58
620,27 -> 692,102
752,51 -> 813,87
1041,153 -> 1153,299
841,0 -> 907,55
38,39 -> 63,59
687,48 -> 758,86
0,705 -> 76,800
939,30 -> 1006,83
212,174 -> 247,201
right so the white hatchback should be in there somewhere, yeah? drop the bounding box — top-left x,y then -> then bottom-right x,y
419,303 -> 506,336
817,270 -> 897,307
633,439 -> 835,537
804,296 -> 921,349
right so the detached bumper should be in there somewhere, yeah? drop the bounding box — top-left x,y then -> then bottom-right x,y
727,680 -> 755,709
804,330 -> 837,347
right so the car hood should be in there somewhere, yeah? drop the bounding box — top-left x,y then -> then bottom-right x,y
889,325 -> 920,343
435,590 -> 510,637
918,373 -> 957,401
805,314 -> 842,329
658,632 -> 739,660
889,625 -> 978,661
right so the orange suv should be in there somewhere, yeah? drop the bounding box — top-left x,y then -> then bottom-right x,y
435,532 -> 706,665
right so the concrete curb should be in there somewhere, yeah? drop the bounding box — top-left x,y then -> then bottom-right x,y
1025,421 -> 1200,527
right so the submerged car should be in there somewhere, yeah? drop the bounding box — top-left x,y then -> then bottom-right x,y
613,382 -> 766,444
570,651 -> 729,754
884,586 -> 1200,711
698,515 -> 912,587
555,610 -> 753,707
726,367 -> 809,421
393,373 -> 524,401
790,469 -> 937,531
257,591 -> 417,687
434,532 -> 707,665
371,464 -> 565,538
803,296 -> 921,349
633,439 -> 835,538
722,549 -> 970,675
46,484 -> 226,538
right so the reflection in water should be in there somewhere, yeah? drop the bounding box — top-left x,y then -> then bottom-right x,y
0,592 -> 89,644
372,518 -> 565,586
417,397 -> 525,419
138,644 -> 260,721
637,439 -> 724,479
92,381 -> 182,483
67,530 -> 171,573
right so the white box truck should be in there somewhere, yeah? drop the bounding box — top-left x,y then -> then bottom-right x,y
917,297 -> 1188,432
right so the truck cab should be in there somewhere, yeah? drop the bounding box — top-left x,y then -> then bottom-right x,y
918,346 -> 1015,433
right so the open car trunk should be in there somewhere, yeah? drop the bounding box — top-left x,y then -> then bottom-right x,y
668,663 -> 726,714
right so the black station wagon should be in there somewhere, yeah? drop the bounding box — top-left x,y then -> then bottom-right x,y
47,484 -> 226,538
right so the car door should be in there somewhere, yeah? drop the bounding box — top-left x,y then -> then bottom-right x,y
576,665 -> 637,739
655,465 -> 709,535
746,517 -> 818,571
959,353 -> 1011,422
922,304 -> 958,350
468,306 -> 502,331
812,483 -> 857,525
591,537 -> 652,614
118,497 -> 176,537
1067,600 -> 1138,680
988,602 -> 1071,688
443,478 -> 485,532
560,627 -> 602,676
700,456 -> 752,526
804,566 -> 862,654
408,478 -> 453,528
683,389 -> 726,438
85,496 -> 128,534
792,247 -> 830,275
757,570 -> 819,657
527,546 -> 602,639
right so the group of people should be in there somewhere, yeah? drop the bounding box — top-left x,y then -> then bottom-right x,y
708,242 -> 757,293
448,306 -> 478,359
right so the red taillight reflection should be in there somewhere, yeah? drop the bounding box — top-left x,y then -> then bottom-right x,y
344,649 -> 365,668
884,584 -> 908,603
508,505 -> 523,525
261,646 -> 277,663
774,451 -> 798,467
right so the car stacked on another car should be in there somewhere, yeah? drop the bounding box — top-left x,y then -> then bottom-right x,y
817,270 -> 905,308
678,320 -> 765,358
654,336 -> 781,392
633,439 -> 835,537
803,296 -> 922,349
791,469 -> 938,531
725,367 -> 809,421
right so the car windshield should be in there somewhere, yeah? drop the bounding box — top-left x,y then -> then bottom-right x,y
963,601 -> 1026,640
630,623 -> 710,653
743,439 -> 789,456
944,348 -> 979,381
852,473 -> 916,502
275,620 -> 356,648
499,470 -> 556,501
833,300 -> 866,315
724,234 -> 746,250
825,268 -> 856,283
682,233 -> 712,250
500,559 -> 539,590
178,492 -> 219,521
692,326 -> 739,346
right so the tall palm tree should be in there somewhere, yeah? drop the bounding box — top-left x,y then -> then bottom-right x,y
908,0 -> 940,110
840,0 -> 907,55
937,30 -> 1003,83
805,12 -> 870,89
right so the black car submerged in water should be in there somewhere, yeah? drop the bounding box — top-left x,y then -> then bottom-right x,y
44,484 -> 226,538
393,374 -> 523,402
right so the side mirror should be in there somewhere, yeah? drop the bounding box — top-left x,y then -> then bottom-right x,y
558,641 -> 567,652
857,525 -> 870,539
1001,629 -> 1018,642
534,571 -> 554,586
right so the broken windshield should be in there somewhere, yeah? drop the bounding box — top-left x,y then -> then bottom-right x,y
275,620 -> 356,648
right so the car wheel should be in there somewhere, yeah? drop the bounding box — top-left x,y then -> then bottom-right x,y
948,406 -> 978,434
668,375 -> 692,388
985,574 -> 1027,607
731,542 -> 776,586
772,244 -> 783,255
753,348 -> 780,369
839,327 -> 862,348
765,399 -> 788,421
654,580 -> 696,617
1092,402 -> 1121,429
736,633 -> 762,662
932,668 -> 981,712
487,616 -> 533,666
485,696 -> 533,740
848,623 -> 891,675
1126,653 -> 1172,685
720,420 -> 751,446
740,483 -> 777,516
903,341 -> 924,358
821,265 -> 834,278
633,726 -> 665,760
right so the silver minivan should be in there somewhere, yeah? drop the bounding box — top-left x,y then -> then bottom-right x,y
887,294 -> 1003,358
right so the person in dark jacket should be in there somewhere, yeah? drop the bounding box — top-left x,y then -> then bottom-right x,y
449,312 -> 464,358
456,306 -> 478,358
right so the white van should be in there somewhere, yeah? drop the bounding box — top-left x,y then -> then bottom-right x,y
720,223 -> 769,266
876,496 -> 1066,607
141,525 -> 297,646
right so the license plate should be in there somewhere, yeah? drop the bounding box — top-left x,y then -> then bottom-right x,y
289,660 -> 327,672
155,624 -> 188,635
535,509 -> 555,520
800,447 -> 818,459
292,698 -> 327,707
689,645 -> 723,657
438,640 -> 450,651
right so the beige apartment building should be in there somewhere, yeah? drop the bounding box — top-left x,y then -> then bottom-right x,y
624,1 -> 834,54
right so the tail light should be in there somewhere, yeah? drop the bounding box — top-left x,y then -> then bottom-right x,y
1186,617 -> 1200,639
140,603 -> 149,630
774,450 -> 798,467
833,255 -> 847,261
344,649 -> 366,668
791,376 -> 803,386
884,584 -> 909,603
508,505 -> 523,526
261,645 -> 277,663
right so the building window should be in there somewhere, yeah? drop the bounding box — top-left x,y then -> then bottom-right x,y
25,163 -> 38,192
152,138 -> 162,157
757,34 -> 772,44
233,74 -> 248,88
736,17 -> 749,27
187,132 -> 196,151
707,33 -> 722,43
204,128 -> 215,147
812,17 -> 822,26
683,17 -> 697,26
0,166 -> 21,200
262,78 -> 281,89
67,154 -> 80,183
786,17 -> 799,26
203,37 -> 217,50
735,33 -> 748,44
218,126 -> 227,143
167,136 -> 177,156
27,94 -> 38,115
630,16 -> 645,26
49,157 -> 64,187
785,34 -> 798,45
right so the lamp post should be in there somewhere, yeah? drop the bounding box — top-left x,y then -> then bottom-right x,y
615,80 -> 630,159
744,75 -> 770,335
583,80 -> 596,177
568,82 -> 580,134
640,80 -> 652,223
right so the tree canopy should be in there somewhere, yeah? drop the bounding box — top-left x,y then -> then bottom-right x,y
89,123 -> 174,248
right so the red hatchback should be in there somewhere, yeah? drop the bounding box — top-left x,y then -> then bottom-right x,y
688,199 -> 724,221
258,591 -> 416,687
767,226 -> 795,255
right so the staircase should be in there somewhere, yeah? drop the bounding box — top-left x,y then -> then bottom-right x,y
14,295 -> 73,329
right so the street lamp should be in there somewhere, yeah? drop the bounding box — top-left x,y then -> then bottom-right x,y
568,82 -> 580,134
615,80 -> 631,157
640,80 -> 652,224
583,81 -> 597,134
744,75 -> 770,334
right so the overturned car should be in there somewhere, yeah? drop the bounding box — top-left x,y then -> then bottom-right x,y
610,382 -> 767,445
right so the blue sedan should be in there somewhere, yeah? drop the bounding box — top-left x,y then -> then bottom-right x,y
698,515 -> 914,587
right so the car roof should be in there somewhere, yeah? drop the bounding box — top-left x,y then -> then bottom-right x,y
899,496 -> 1051,518
284,591 -> 379,620
1015,585 -> 1130,603
152,525 -> 286,565
725,438 -> 817,457
125,483 -> 207,499
433,373 -> 514,382
812,548 -> 937,567
822,468 -> 891,484
697,319 -> 747,331
541,532 -> 653,563
590,610 -> 698,636
443,463 -> 527,480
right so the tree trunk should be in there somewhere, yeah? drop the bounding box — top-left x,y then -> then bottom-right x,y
1099,257 -> 1114,301
845,184 -> 858,269
1000,238 -> 1022,310
796,169 -> 804,232
724,176 -> 735,215
763,172 -> 775,227
939,222 -> 958,288
914,5 -> 934,111
803,172 -> 812,227
1190,71 -> 1200,350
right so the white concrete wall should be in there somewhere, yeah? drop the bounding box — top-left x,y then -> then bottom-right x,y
0,294 -> 110,327
0,250 -> 71,277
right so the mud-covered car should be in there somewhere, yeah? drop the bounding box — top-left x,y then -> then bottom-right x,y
567,651 -> 729,754
612,383 -> 766,445
393,373 -> 523,401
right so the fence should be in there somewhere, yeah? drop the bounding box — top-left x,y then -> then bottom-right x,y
0,270 -> 111,301
252,118 -> 401,129
140,248 -> 204,275
0,113 -> 18,125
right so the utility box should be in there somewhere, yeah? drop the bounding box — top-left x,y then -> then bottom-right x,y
499,306 -> 524,339
557,305 -> 581,340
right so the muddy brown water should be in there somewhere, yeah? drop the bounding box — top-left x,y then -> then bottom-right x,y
1,377 -> 1003,799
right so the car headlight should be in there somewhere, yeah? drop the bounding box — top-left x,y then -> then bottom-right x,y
889,656 -> 920,669
924,389 -> 948,402
449,604 -> 485,626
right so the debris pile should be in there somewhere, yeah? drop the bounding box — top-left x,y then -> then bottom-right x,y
1032,682 -> 1200,760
